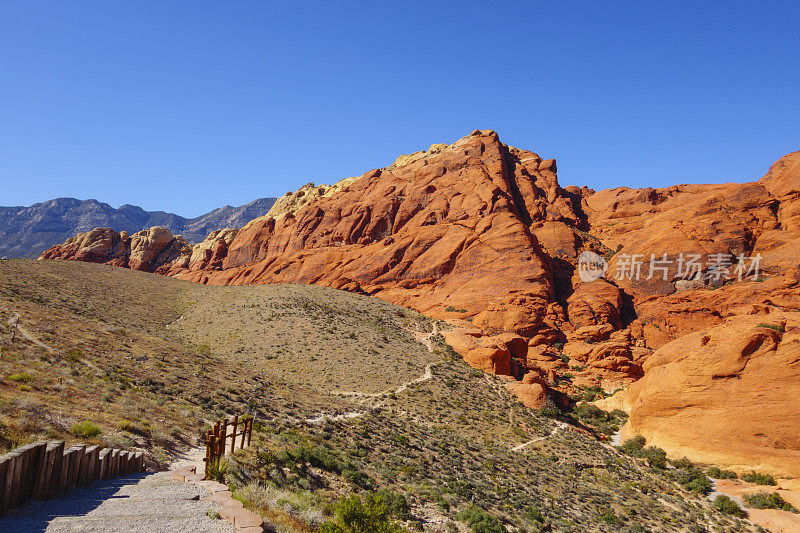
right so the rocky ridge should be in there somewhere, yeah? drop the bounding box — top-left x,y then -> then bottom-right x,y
38,133 -> 800,477
0,196 -> 276,258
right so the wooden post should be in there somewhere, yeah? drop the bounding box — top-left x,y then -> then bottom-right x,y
0,453 -> 9,513
231,415 -> 239,454
79,446 -> 99,486
33,441 -> 62,500
247,417 -> 253,447
25,442 -> 47,505
220,419 -> 228,457
207,434 -> 216,478
64,445 -> 85,493
0,451 -> 18,513
98,449 -> 110,479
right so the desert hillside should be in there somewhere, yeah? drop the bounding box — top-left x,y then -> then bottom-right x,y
0,260 -> 768,532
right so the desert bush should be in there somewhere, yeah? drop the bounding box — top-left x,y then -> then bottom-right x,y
671,457 -> 693,470
712,495 -> 747,518
741,472 -> 776,485
71,420 -> 101,438
573,404 -> 623,435
456,506 -> 506,533
743,492 -> 798,512
620,436 -> 646,455
342,465 -> 373,489
375,489 -> 410,520
320,493 -> 405,533
524,506 -> 544,523
673,467 -> 712,495
619,436 -> 667,468
7,373 -> 32,383
119,419 -> 152,437
756,323 -> 785,332
706,467 -> 738,479
206,457 -> 228,482
597,507 -> 621,525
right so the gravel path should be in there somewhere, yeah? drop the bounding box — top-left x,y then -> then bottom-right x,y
0,471 -> 234,533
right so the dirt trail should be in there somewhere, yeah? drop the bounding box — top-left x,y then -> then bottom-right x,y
511,421 -> 568,452
307,361 -> 438,423
4,309 -> 56,353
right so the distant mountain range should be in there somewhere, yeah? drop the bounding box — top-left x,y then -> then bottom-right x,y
0,197 -> 276,258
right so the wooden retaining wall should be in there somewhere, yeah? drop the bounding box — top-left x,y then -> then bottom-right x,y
0,441 -> 144,515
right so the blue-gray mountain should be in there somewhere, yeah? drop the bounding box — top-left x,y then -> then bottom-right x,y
0,197 -> 276,258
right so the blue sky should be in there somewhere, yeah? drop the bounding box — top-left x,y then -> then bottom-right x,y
1,1 -> 798,216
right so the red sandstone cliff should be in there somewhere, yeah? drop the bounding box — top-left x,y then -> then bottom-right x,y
39,134 -> 800,475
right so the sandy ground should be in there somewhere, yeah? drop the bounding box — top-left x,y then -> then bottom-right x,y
714,478 -> 800,533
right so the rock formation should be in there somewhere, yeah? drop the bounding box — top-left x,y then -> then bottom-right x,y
597,312 -> 800,477
40,226 -> 191,272
38,132 -> 800,476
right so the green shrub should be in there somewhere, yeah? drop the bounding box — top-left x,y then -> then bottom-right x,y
573,403 -> 624,435
71,420 -> 101,438
671,457 -> 694,470
707,467 -> 738,479
620,436 -> 646,455
756,323 -> 785,333
674,468 -> 712,495
619,436 -> 667,468
375,489 -> 411,520
713,495 -> 747,518
742,472 -> 776,485
524,506 -> 544,523
456,506 -> 506,533
342,466 -> 373,489
320,493 -> 405,533
743,492 -> 798,512
597,507 -> 621,525
206,457 -> 228,482
7,373 -> 32,383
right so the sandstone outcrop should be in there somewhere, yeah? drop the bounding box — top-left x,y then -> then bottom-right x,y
598,312 -> 800,477
39,226 -> 190,272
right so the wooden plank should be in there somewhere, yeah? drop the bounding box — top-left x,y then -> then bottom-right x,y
65,445 -> 85,492
111,450 -> 120,477
33,441 -> 62,500
98,449 -> 110,479
247,418 -> 253,447
5,446 -> 27,509
45,441 -> 65,500
79,446 -> 99,486
20,442 -> 47,505
231,415 -> 239,454
87,446 -> 101,483
120,451 -> 129,474
0,451 -> 15,514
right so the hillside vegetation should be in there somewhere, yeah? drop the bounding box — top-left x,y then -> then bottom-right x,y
0,260 -> 764,531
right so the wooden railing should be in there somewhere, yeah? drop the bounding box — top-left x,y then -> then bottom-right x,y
203,415 -> 253,479
0,441 -> 145,514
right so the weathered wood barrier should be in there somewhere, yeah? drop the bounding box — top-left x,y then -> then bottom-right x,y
204,415 -> 253,479
0,441 -> 144,514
